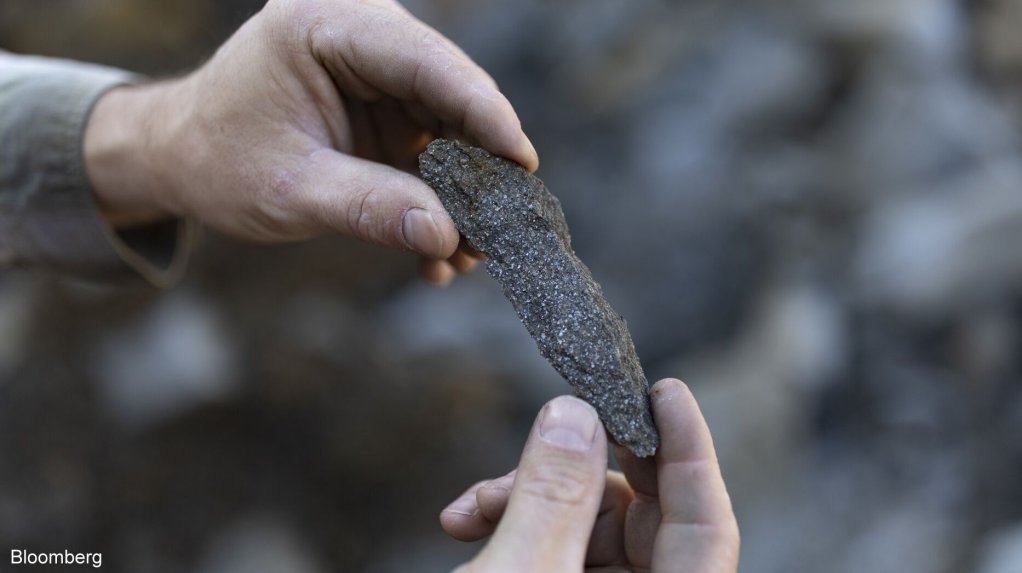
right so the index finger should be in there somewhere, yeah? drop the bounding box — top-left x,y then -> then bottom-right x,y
650,378 -> 740,572
310,0 -> 538,171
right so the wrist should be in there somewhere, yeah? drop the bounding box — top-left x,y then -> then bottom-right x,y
83,80 -> 186,226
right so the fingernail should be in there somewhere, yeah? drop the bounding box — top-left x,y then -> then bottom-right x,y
442,495 -> 478,517
539,397 -> 598,451
524,138 -> 539,171
403,208 -> 444,258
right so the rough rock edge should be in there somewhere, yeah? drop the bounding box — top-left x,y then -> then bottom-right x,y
419,139 -> 660,457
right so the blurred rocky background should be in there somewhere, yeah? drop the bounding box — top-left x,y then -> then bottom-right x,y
2,0 -> 1022,571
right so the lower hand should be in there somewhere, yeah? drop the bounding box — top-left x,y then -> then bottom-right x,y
441,379 -> 740,572
83,0 -> 537,284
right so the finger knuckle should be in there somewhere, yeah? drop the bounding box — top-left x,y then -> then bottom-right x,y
352,2 -> 403,37
346,186 -> 386,242
255,166 -> 299,216
413,26 -> 446,54
517,458 -> 597,508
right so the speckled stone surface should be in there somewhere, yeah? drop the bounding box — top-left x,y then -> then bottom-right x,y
420,139 -> 660,457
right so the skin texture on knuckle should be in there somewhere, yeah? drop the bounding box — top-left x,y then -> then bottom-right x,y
345,186 -> 396,246
516,455 -> 601,509
411,24 -> 459,65
659,460 -> 734,527
234,165 -> 302,237
264,0 -> 355,66
348,1 -> 410,46
255,0 -> 308,50
663,525 -> 741,573
261,0 -> 328,30
303,2 -> 396,101
241,194 -> 308,241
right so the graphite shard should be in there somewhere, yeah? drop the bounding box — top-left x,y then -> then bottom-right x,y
419,139 -> 660,457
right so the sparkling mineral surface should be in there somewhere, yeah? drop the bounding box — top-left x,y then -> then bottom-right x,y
419,139 -> 660,457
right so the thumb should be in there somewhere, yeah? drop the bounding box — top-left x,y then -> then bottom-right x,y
475,396 -> 607,572
291,149 -> 459,259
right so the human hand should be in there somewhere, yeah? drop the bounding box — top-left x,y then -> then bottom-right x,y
83,0 -> 537,284
441,379 -> 740,572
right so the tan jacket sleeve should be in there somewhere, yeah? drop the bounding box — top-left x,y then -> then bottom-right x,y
0,51 -> 194,287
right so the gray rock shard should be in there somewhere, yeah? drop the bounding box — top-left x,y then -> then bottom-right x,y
419,139 -> 660,457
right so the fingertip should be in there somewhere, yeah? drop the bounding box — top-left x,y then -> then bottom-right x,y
448,248 -> 479,273
420,259 -> 456,286
431,208 -> 461,259
650,377 -> 718,467
503,125 -> 539,173
402,206 -> 458,260
467,89 -> 538,173
535,396 -> 602,452
476,483 -> 511,522
474,470 -> 515,522
650,377 -> 691,407
440,508 -> 470,530
441,495 -> 499,542
614,443 -> 658,498
440,494 -> 478,532
305,152 -> 462,253
461,240 -> 487,261
520,136 -> 539,173
440,511 -> 485,542
652,377 -> 686,391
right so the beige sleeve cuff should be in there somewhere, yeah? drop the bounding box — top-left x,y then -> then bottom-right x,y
0,51 -> 196,287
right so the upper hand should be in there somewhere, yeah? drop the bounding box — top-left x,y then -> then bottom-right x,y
83,0 -> 537,283
441,378 -> 740,572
